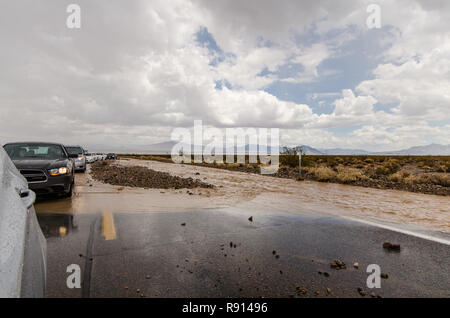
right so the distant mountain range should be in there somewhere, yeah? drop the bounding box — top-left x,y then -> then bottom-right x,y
113,142 -> 450,156
303,143 -> 450,155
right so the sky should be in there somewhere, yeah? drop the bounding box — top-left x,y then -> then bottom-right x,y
0,0 -> 449,152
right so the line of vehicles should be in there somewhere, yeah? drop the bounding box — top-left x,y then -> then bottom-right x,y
0,142 -> 117,296
2,142 -> 116,199
85,152 -> 117,163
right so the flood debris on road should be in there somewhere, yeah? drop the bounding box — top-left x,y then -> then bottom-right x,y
357,287 -> 366,296
90,161 -> 214,189
383,242 -> 401,252
330,259 -> 346,270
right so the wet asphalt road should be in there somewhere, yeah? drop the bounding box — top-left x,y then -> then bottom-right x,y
38,205 -> 450,298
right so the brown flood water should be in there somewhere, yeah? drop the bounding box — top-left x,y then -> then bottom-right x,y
35,159 -> 450,233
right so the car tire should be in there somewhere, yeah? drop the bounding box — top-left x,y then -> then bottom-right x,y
64,182 -> 73,198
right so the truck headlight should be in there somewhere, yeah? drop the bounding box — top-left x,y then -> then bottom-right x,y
49,167 -> 70,176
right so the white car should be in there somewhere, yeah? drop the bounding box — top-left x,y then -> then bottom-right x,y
65,145 -> 86,172
0,147 -> 47,297
85,153 -> 96,163
96,153 -> 107,161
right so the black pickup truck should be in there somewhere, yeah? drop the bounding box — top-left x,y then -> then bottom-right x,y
3,142 -> 76,197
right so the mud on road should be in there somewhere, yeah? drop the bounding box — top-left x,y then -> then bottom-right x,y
36,159 -> 450,233
90,161 -> 214,189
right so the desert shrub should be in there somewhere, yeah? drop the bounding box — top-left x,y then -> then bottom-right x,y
403,174 -> 424,186
375,166 -> 390,175
336,166 -> 366,183
426,174 -> 450,187
388,171 -> 408,182
311,167 -> 336,181
436,165 -> 447,172
376,159 -> 401,175
280,154 -> 299,168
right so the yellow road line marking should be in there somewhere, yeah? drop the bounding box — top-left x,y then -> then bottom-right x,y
102,212 -> 117,240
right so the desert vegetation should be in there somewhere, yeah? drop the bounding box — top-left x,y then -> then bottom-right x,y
118,154 -> 450,196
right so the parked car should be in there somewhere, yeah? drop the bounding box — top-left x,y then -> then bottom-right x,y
0,147 -> 47,297
3,142 -> 76,197
106,153 -> 117,160
65,145 -> 86,172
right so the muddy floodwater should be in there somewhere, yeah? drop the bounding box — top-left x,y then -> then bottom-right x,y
35,159 -> 450,233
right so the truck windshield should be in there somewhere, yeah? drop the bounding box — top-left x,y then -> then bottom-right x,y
3,144 -> 67,160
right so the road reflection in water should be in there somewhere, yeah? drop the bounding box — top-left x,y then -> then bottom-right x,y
37,213 -> 78,238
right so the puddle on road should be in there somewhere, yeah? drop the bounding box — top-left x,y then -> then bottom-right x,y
35,159 -> 450,233
37,213 -> 78,238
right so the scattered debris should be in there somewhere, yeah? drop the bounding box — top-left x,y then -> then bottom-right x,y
357,288 -> 366,297
296,287 -> 307,295
90,162 -> 214,189
381,273 -> 389,279
326,288 -> 332,294
145,275 -> 151,279
124,286 -> 128,290
248,216 -> 253,222
330,259 -> 346,270
181,223 -> 186,226
383,242 -> 401,252
353,262 -> 359,269
370,292 -> 377,298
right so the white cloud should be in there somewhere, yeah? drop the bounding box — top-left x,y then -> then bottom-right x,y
0,0 -> 449,151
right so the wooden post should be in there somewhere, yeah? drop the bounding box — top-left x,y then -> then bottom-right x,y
299,152 -> 302,177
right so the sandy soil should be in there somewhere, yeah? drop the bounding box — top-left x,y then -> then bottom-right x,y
36,159 -> 450,233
